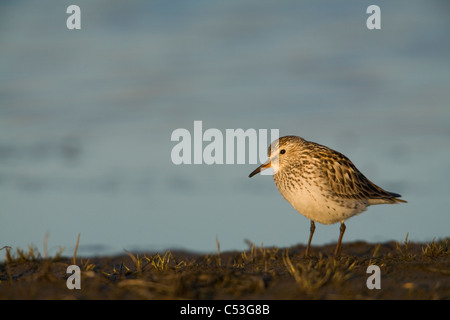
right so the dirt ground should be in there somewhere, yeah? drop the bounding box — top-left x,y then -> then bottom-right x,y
0,239 -> 448,300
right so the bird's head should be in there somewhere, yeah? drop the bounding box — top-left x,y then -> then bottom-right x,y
249,136 -> 304,177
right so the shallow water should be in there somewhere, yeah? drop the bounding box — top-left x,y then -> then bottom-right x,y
1,1 -> 449,258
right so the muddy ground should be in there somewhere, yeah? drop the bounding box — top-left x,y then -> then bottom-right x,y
0,239 -> 448,300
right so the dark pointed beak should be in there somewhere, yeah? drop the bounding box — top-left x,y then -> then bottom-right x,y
248,160 -> 271,178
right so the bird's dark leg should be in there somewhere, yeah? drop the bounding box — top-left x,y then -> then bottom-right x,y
305,220 -> 315,257
334,221 -> 346,257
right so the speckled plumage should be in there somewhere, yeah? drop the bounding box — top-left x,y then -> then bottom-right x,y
249,135 -> 406,256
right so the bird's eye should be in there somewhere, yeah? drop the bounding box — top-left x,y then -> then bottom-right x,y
280,149 -> 286,154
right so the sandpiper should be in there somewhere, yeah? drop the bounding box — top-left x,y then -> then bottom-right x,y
249,136 -> 406,257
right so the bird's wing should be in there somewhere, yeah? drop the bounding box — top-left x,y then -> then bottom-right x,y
315,146 -> 404,203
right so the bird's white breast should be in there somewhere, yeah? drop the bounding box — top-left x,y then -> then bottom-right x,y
274,174 -> 368,225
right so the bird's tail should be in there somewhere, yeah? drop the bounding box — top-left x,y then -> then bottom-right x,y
388,192 -> 407,203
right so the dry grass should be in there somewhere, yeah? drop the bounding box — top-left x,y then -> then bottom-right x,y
0,237 -> 449,299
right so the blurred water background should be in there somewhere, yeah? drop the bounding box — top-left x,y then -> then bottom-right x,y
1,0 -> 449,258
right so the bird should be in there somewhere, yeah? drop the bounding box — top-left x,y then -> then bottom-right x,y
249,135 -> 406,257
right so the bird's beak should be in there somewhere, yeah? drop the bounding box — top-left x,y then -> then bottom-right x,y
249,160 -> 271,178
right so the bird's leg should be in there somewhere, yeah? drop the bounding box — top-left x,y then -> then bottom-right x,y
305,220 -> 315,257
334,221 -> 346,257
